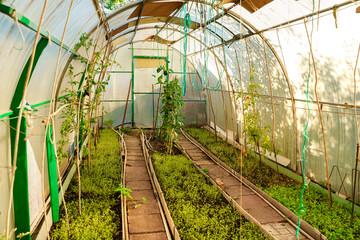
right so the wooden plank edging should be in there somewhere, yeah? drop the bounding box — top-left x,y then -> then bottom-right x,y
181,129 -> 327,240
140,132 -> 181,240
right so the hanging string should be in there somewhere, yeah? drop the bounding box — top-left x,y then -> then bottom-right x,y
296,1 -> 315,239
171,19 -> 175,70
182,4 -> 191,96
201,1 -> 222,91
191,6 -> 204,92
219,1 -> 227,83
10,9 -> 25,50
153,25 -> 160,78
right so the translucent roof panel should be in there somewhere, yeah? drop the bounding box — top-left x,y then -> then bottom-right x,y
178,2 -> 220,20
113,32 -> 133,49
232,0 -> 345,31
133,28 -> 159,42
207,21 -> 233,41
192,28 -> 222,46
108,6 -> 138,29
218,14 -> 249,36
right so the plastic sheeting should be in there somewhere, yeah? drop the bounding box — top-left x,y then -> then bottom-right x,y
2,0 -> 360,237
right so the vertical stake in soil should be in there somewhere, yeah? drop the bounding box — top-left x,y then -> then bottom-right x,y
152,84 -> 155,129
154,85 -> 162,132
122,79 -> 132,128
221,43 -> 237,152
351,43 -> 360,222
189,73 -> 198,125
304,19 -> 332,208
213,49 -> 228,143
262,39 -> 279,173
276,29 -> 300,173
235,49 -> 246,153
207,88 -> 217,141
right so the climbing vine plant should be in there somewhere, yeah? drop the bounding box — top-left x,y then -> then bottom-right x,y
157,65 -> 184,155
239,70 -> 271,166
57,33 -> 118,165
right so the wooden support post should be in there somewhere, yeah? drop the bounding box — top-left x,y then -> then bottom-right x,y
221,43 -> 237,151
235,49 -> 247,152
122,79 -> 132,128
262,39 -> 279,173
351,43 -> 360,222
207,88 -> 217,141
189,73 -> 198,125
213,53 -> 228,143
304,20 -> 332,208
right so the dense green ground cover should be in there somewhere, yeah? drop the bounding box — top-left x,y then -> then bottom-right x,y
185,127 -> 360,239
152,153 -> 267,240
51,129 -> 122,239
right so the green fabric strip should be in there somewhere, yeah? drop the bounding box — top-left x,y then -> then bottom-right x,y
46,125 -> 60,222
10,110 -> 30,240
10,37 -> 48,240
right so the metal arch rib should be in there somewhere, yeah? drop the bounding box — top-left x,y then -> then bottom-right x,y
130,0 -> 146,43
111,16 -> 226,44
107,0 -> 222,22
111,26 -> 212,52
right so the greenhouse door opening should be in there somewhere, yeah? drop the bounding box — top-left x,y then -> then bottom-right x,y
132,56 -> 168,128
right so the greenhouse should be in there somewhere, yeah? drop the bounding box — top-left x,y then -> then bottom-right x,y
1,0 -> 360,239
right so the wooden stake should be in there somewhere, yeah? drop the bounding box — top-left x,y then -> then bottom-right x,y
235,49 -> 247,152
351,43 -> 360,222
122,79 -> 132,128
276,29 -> 299,173
221,43 -> 237,150
262,39 -> 279,173
304,20 -> 332,208
207,88 -> 217,141
154,85 -> 162,132
189,73 -> 199,125
213,52 -> 228,143
152,84 -> 155,129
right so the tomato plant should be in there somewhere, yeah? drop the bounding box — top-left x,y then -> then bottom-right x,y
156,65 -> 184,155
238,69 -> 271,166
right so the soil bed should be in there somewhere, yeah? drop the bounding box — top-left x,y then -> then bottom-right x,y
151,152 -> 268,240
185,127 -> 360,239
50,129 -> 122,239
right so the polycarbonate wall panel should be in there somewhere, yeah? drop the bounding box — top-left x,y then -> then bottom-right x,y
183,101 -> 207,125
27,47 -> 70,104
104,73 -> 132,100
232,0 -> 338,31
3,0 -> 98,48
207,21 -> 233,41
56,59 -> 87,98
0,15 -> 36,113
113,45 -> 132,71
190,28 -> 296,168
0,123 -> 14,237
26,105 -> 50,226
102,102 -> 132,127
133,42 -> 168,58
113,33 -> 133,50
260,4 -> 360,199
134,94 -> 155,127
107,6 -> 138,28
111,41 -> 205,127
0,1 -> 101,234
132,28 -> 159,42
134,67 -> 159,92
220,14 -> 249,36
